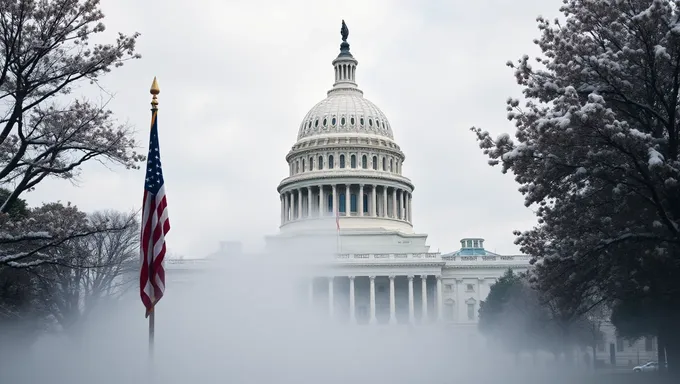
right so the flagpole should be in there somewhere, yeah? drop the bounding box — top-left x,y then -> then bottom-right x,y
148,77 -> 160,366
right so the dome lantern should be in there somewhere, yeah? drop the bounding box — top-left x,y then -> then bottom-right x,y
331,20 -> 359,93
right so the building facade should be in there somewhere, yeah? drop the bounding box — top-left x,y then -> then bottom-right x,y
164,23 -> 531,327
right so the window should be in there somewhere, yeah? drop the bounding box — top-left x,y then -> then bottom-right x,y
328,155 -> 334,169
350,194 -> 357,213
301,159 -> 305,172
363,194 -> 368,213
377,285 -> 385,293
327,194 -> 333,213
340,154 -> 345,168
295,161 -> 299,174
645,337 -> 654,352
318,155 -> 323,170
389,158 -> 393,171
445,284 -> 453,292
382,157 -> 386,171
350,154 -> 356,168
467,303 -> 475,320
362,155 -> 367,169
309,157 -> 314,171
372,156 -> 378,170
445,300 -> 455,321
616,338 -> 624,352
339,194 -> 346,213
466,284 -> 474,292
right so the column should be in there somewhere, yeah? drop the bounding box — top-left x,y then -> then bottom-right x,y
421,275 -> 428,323
436,275 -> 443,322
307,187 -> 312,217
328,276 -> 334,319
280,194 -> 284,224
392,188 -> 397,218
389,275 -> 396,325
407,275 -> 415,324
332,184 -> 337,215
358,184 -> 364,217
349,276 -> 356,324
408,193 -> 412,222
297,189 -> 302,219
345,184 -> 350,215
308,279 -> 314,307
371,185 -> 377,217
369,276 -> 377,324
318,185 -> 324,217
382,187 -> 388,217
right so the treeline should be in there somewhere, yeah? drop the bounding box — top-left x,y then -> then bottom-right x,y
0,0 -> 142,354
472,0 -> 680,377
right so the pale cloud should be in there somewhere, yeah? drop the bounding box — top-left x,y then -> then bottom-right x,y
23,0 -> 563,257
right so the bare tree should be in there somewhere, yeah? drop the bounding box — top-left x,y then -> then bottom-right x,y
32,209 -> 138,336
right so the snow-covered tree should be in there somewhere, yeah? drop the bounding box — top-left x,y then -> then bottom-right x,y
0,0 -> 143,266
472,0 -> 680,374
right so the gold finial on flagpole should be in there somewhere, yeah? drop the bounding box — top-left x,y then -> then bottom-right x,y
150,77 -> 160,110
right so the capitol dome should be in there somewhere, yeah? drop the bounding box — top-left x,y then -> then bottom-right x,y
297,87 -> 394,141
277,21 -> 414,235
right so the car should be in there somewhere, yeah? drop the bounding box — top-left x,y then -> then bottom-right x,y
633,361 -> 664,372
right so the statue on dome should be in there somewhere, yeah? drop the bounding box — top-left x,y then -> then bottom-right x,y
341,20 -> 349,42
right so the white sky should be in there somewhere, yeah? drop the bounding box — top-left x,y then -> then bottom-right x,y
24,0 -> 565,257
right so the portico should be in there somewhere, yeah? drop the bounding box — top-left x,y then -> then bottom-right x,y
309,273 -> 444,325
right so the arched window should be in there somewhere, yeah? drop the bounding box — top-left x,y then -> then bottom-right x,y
302,159 -> 305,172
350,194 -> 357,213
318,155 -> 324,170
309,156 -> 314,171
372,156 -> 378,170
389,158 -> 393,171
339,193 -> 346,213
363,194 -> 368,213
362,155 -> 367,169
329,154 -> 334,169
350,154 -> 356,168
340,154 -> 346,168
382,157 -> 386,171
466,298 -> 477,321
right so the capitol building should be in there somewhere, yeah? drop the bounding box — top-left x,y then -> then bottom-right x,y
167,22 -> 531,328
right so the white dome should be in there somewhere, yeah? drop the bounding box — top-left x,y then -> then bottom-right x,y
297,89 -> 394,141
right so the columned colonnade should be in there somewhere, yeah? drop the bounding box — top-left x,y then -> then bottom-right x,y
308,274 -> 444,324
280,184 -> 412,224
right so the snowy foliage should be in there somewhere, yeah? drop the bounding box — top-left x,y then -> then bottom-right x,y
473,0 -> 680,295
472,0 -> 680,371
0,0 -> 143,213
0,0 -> 143,267
0,202 -> 89,267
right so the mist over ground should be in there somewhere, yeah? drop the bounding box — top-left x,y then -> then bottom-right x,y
0,247 -> 657,384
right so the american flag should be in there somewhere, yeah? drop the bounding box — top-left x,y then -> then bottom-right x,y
140,110 -> 170,318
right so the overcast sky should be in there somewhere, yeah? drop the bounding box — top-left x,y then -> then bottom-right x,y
24,0 -> 565,258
